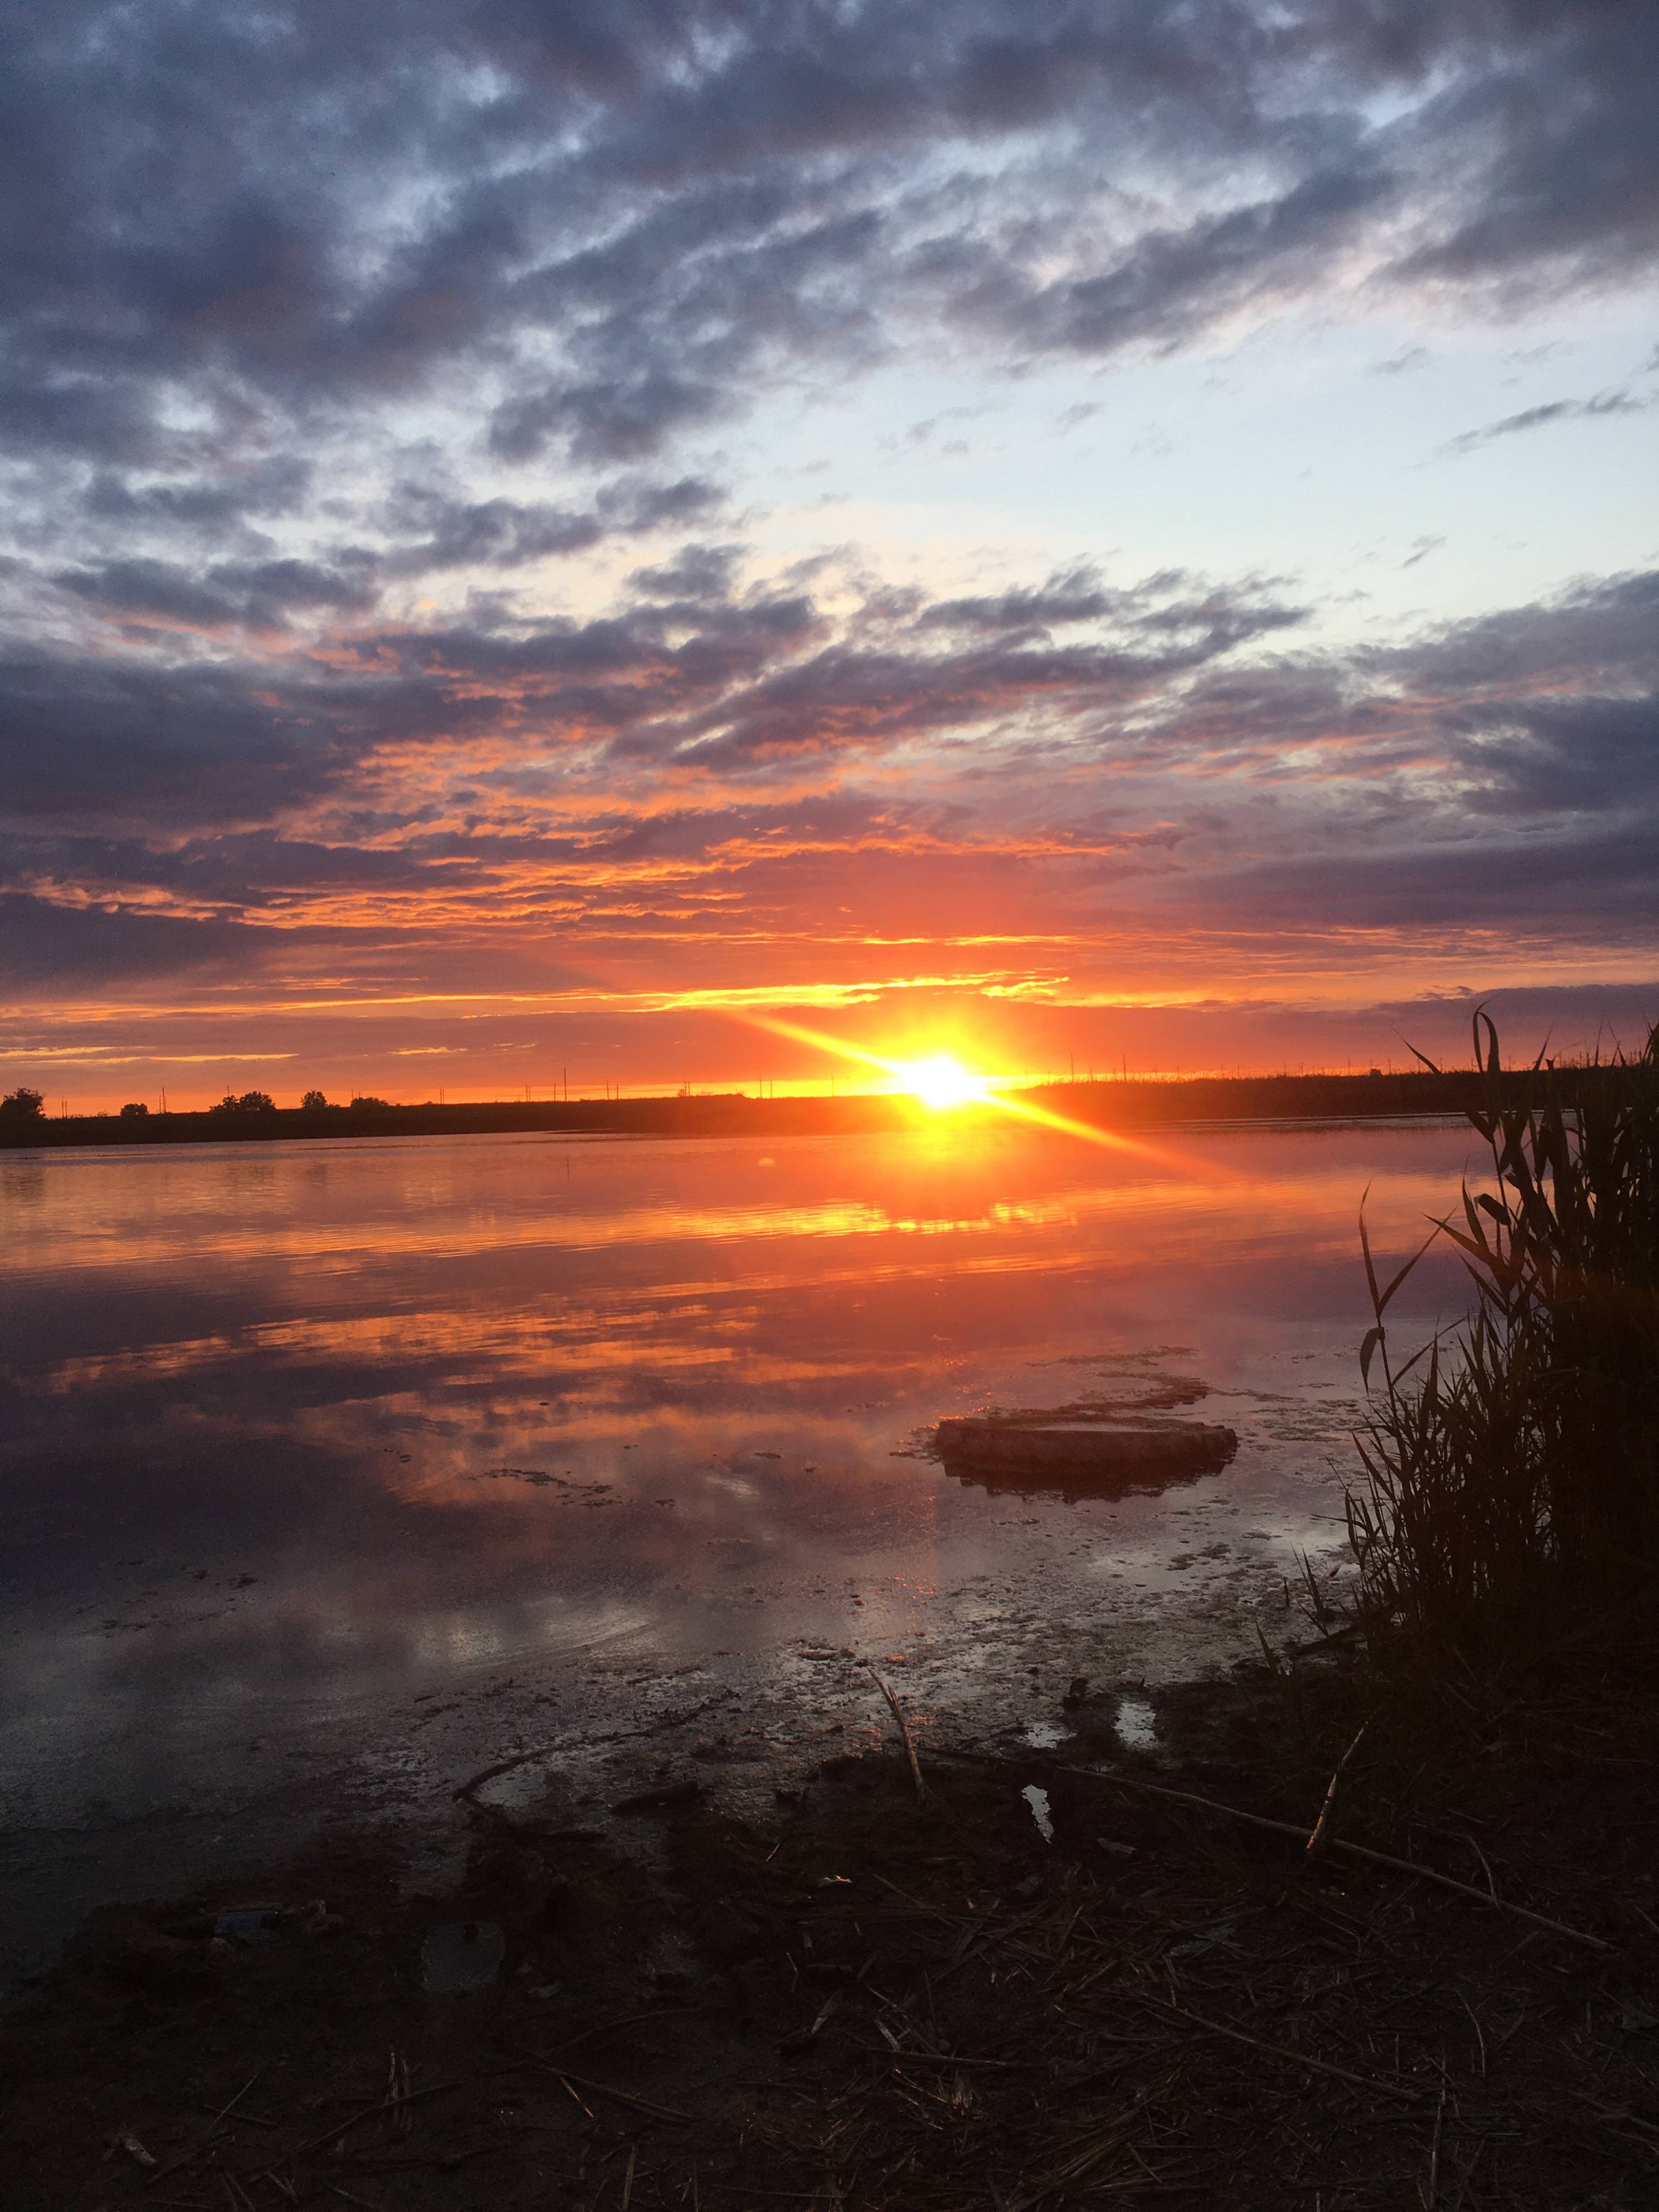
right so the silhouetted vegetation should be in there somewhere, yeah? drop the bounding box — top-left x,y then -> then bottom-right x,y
0,1084 -> 45,1126
117,1100 -> 148,1118
208,1089 -> 278,1121
1348,1015 -> 1659,1669
4,1060 -> 1639,1157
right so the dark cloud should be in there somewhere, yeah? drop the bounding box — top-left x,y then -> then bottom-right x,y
917,567 -> 1120,634
1386,5 -> 1659,297
1451,693 -> 1659,820
0,645 -> 495,830
1201,819 -> 1658,935
3,555 -> 1650,985
0,3 -> 1654,1047
971,159 -> 1394,359
1371,346 -> 1430,375
1370,565 -> 1659,695
380,473 -> 722,574
56,553 -> 380,628
629,542 -> 745,602
0,0 -> 1651,509
84,458 -> 315,531
1442,387 -> 1654,454
0,890 -> 258,990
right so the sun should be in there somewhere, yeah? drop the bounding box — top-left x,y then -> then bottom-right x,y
903,1054 -> 988,1110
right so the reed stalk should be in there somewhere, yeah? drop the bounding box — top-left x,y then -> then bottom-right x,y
1346,1014 -> 1659,1663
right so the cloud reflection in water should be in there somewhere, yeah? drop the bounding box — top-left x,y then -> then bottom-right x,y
0,1119 -> 1479,1831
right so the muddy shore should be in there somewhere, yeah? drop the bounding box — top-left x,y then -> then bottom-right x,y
7,1647 -> 1658,2210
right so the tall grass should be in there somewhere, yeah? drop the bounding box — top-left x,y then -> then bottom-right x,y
1346,1015 -> 1659,1664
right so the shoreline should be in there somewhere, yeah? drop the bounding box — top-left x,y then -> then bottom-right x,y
3,1066 -> 1518,1150
7,1644 -> 1655,2208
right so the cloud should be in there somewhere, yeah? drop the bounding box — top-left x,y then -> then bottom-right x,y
380,473 -> 723,575
56,553 -> 380,629
84,457 -> 315,533
1441,388 -> 1655,456
628,542 -> 746,603
1,2 -> 1656,1089
0,0 -> 1651,524
1,554 -> 1652,1013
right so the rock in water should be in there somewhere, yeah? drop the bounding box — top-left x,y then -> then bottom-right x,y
934,1418 -> 1237,1482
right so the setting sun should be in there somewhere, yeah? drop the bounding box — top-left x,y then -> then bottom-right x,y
904,1055 -> 988,1110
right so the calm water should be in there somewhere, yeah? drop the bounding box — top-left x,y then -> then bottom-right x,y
0,1118 -> 1481,1974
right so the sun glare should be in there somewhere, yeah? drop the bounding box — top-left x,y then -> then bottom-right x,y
904,1054 -> 987,1110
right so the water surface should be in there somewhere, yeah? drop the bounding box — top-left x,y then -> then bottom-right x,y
1,1117 -> 1480,1974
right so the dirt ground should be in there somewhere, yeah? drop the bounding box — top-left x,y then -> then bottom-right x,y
6,1650 -> 1659,2211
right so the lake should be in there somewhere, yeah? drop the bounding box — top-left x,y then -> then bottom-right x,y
0,1116 -> 1483,1980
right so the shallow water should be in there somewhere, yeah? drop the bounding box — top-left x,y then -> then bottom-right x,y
0,1117 -> 1482,1975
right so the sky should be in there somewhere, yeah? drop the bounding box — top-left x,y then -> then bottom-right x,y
1,0 -> 1655,1108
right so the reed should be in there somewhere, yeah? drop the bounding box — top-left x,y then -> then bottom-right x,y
1346,1013 -> 1659,1665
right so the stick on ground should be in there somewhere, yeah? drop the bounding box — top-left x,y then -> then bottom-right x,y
930,1746 -> 1613,1952
868,1666 -> 925,1798
1307,1723 -> 1368,1856
1138,1993 -> 1425,2101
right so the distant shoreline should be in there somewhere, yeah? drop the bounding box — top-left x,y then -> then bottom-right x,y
0,1066 -> 1528,1149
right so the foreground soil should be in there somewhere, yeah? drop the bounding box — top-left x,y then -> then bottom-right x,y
6,1654 -> 1659,2211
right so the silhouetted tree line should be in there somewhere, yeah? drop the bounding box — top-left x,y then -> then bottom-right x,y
208,1090 -> 277,1120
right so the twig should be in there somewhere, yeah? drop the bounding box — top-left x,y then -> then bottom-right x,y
208,2073 -> 262,2131
868,1665 -> 925,1798
1307,1724 -> 1368,1856
930,1747 -> 1614,1952
252,2062 -> 533,2175
1462,1832 -> 1498,1900
1138,1993 -> 1424,2101
1109,1765 -> 1611,1948
534,2064 -> 694,2125
855,2049 -> 1045,2070
142,2073 -> 267,2189
452,1744 -> 561,1799
452,1696 -> 738,1804
1426,2083 -> 1446,2207
1458,1992 -> 1486,2076
546,2005 -> 708,2056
